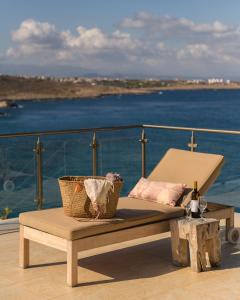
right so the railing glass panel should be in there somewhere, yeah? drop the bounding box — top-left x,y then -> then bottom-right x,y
195,132 -> 240,209
0,137 -> 36,218
42,133 -> 92,209
98,131 -> 141,195
145,129 -> 191,175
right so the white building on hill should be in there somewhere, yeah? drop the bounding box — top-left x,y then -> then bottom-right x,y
208,78 -> 224,84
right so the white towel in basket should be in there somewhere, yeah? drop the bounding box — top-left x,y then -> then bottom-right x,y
84,179 -> 113,218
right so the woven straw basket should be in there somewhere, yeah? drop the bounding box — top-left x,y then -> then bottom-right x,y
58,176 -> 123,218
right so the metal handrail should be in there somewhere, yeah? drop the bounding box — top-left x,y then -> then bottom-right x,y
0,124 -> 142,139
1,123 -> 240,139
143,124 -> 240,135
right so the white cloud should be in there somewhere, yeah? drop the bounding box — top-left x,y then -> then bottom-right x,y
12,19 -> 63,49
177,44 -> 211,59
120,12 -> 237,38
63,27 -> 139,54
7,19 -> 140,65
5,14 -> 240,76
120,12 -> 151,29
12,19 -> 56,41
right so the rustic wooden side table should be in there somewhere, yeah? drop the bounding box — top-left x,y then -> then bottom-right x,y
170,218 -> 221,272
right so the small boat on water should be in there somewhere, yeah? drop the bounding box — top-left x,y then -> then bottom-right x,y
0,112 -> 8,117
8,102 -> 18,108
7,101 -> 23,109
158,91 -> 163,95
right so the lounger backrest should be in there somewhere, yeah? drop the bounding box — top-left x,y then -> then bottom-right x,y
148,148 -> 224,207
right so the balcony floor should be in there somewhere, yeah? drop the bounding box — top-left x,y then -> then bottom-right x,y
1,215 -> 240,300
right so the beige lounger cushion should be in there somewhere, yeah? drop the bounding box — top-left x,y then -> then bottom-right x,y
19,197 -> 184,240
148,148 -> 224,206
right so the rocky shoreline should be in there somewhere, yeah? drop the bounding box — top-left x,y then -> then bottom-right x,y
0,87 -> 153,102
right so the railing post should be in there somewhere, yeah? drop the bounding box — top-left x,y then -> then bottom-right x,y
139,129 -> 148,178
33,137 -> 44,210
188,131 -> 198,152
90,132 -> 98,176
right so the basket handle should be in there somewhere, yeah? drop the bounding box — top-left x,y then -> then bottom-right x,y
74,182 -> 82,193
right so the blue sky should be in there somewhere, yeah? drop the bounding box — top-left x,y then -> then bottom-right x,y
1,0 -> 240,77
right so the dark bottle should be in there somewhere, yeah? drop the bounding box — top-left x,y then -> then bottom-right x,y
190,181 -> 200,218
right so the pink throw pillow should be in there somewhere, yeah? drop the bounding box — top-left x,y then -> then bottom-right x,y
128,177 -> 149,198
128,178 -> 186,207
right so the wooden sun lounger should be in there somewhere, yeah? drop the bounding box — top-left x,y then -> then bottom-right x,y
19,148 -> 234,287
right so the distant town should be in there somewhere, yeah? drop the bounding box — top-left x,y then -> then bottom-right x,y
0,74 -> 235,86
0,74 -> 239,102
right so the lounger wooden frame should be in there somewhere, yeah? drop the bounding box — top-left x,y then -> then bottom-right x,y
19,202 -> 234,287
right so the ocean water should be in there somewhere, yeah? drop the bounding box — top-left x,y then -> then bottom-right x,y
2,89 -> 240,132
1,89 -> 240,216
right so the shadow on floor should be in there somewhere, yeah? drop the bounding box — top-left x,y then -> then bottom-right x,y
28,236 -> 240,287
29,237 -> 179,286
217,242 -> 240,270
76,237 -> 182,287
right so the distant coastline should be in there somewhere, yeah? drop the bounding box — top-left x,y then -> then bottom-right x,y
1,75 -> 240,102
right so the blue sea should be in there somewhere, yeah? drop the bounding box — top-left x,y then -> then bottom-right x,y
1,89 -> 240,217
2,89 -> 240,132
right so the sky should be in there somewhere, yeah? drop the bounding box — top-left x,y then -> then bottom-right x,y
1,0 -> 240,78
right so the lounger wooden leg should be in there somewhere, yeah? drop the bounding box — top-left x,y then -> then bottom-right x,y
19,225 -> 29,268
226,208 -> 234,241
67,241 -> 78,287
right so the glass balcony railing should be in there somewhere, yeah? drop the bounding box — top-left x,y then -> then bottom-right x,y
1,124 -> 240,218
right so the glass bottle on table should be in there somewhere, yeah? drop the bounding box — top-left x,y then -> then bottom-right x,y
190,181 -> 200,218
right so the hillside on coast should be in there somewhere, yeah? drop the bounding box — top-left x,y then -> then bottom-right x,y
1,75 -> 240,101
0,75 -> 156,101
